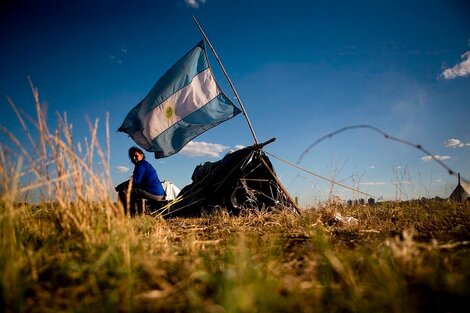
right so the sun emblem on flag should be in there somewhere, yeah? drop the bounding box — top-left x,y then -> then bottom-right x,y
164,101 -> 176,121
165,106 -> 174,119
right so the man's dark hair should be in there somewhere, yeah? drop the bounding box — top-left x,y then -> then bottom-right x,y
128,146 -> 145,160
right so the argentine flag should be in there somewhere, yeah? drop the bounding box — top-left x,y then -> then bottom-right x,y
118,40 -> 242,158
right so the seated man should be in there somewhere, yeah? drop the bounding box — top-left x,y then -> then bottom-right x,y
116,146 -> 165,215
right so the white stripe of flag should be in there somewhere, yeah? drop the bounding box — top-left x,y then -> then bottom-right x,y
142,68 -> 220,142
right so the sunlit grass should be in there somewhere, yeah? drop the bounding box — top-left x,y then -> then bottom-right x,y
2,203 -> 469,312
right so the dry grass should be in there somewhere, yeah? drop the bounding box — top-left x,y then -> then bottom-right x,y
3,202 -> 469,313
1,86 -> 470,312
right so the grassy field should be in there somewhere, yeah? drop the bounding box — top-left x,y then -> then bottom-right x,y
1,91 -> 469,312
1,200 -> 469,312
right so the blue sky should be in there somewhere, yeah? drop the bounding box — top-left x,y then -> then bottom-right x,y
1,0 -> 469,205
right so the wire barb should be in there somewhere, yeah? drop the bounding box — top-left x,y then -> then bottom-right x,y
296,124 -> 468,184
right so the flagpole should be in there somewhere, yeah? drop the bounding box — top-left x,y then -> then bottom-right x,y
192,16 -> 259,145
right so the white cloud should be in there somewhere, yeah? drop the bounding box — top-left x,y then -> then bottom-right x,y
421,155 -> 450,162
360,181 -> 388,186
109,48 -> 127,64
229,144 -> 245,153
116,166 -> 130,173
180,141 -> 228,157
185,0 -> 206,8
391,180 -> 412,185
444,138 -> 470,148
110,55 -> 122,64
442,51 -> 470,79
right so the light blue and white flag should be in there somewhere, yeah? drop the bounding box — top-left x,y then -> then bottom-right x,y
118,40 -> 241,158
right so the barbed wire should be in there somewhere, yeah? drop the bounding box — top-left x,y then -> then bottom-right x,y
266,152 -> 376,198
296,124 -> 469,184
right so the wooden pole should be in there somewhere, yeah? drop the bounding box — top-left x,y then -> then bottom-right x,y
260,157 -> 301,214
192,16 -> 259,145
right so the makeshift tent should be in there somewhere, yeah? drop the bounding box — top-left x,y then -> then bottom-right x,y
449,173 -> 470,202
156,138 -> 300,217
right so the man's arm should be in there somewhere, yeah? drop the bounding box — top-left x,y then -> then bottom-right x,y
133,162 -> 144,185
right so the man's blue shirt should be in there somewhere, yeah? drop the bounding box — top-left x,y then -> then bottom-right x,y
133,159 -> 165,196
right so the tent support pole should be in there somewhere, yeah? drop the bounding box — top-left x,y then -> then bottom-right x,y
193,16 -> 259,145
260,157 -> 301,214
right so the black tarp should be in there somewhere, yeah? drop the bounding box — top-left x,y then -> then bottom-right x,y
162,138 -> 299,217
